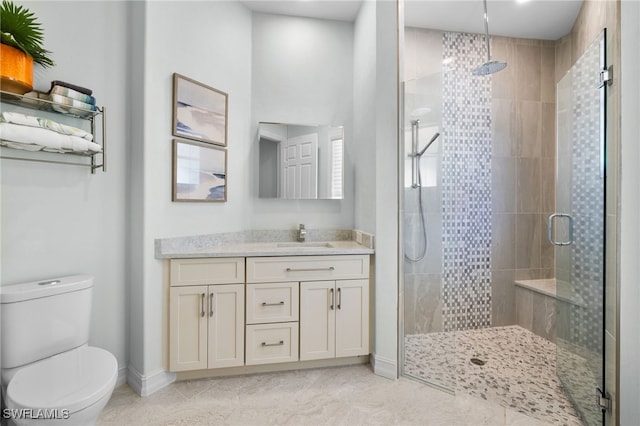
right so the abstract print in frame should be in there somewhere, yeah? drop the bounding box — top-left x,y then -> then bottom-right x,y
172,73 -> 228,147
172,139 -> 227,202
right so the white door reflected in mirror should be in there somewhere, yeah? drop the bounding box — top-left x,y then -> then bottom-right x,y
258,122 -> 344,200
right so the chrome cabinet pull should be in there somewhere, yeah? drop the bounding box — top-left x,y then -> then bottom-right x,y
209,293 -> 214,317
261,301 -> 285,306
548,213 -> 575,246
337,288 -> 342,310
261,340 -> 284,347
286,266 -> 335,272
200,293 -> 206,318
330,288 -> 334,310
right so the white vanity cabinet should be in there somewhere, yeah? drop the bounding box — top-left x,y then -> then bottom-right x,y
169,258 -> 245,372
246,255 -> 370,362
168,254 -> 370,374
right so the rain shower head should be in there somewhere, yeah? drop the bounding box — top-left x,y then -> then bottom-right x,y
473,0 -> 507,76
473,60 -> 507,76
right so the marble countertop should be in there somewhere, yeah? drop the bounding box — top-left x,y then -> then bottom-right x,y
155,229 -> 375,259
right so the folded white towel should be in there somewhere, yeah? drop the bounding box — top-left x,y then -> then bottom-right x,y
0,111 -> 93,141
0,122 -> 101,153
0,140 -> 43,152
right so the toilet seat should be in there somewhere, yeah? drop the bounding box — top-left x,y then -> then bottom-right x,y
6,346 -> 117,415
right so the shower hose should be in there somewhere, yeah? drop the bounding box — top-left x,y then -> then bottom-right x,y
405,169 -> 427,263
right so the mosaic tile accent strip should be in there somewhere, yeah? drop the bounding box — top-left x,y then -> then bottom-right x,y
568,34 -> 604,356
441,32 -> 493,331
404,326 -> 585,425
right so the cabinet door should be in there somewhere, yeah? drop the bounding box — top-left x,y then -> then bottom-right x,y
335,279 -> 370,357
207,284 -> 245,368
169,286 -> 208,372
300,280 -> 335,361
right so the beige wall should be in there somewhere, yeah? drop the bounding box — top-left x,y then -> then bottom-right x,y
490,37 -> 557,326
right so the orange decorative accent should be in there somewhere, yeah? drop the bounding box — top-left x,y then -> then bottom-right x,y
0,44 -> 34,94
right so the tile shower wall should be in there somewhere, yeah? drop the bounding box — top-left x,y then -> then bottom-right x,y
490,37 -> 557,327
403,28 -> 557,334
441,33 -> 492,331
568,38 -> 604,354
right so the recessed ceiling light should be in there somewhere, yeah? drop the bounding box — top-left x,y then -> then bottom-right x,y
516,0 -> 531,3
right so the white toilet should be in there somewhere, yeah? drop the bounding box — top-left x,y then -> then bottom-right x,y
1,275 -> 118,425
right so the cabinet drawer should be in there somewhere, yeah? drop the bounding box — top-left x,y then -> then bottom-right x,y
246,255 -> 369,283
170,258 -> 245,286
246,282 -> 299,324
246,323 -> 299,365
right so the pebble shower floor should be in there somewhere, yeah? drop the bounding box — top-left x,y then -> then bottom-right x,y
404,325 -> 593,425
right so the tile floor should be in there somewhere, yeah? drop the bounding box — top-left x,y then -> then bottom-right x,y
98,364 -> 548,426
404,325 -> 585,425
99,325 -> 592,426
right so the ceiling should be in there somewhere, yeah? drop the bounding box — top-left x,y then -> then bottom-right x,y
242,1 -> 363,22
241,0 -> 584,41
404,0 -> 583,40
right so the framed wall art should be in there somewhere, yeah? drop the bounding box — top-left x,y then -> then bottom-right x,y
172,73 -> 228,147
172,139 -> 227,202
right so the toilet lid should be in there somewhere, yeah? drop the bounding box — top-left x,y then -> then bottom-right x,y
7,346 -> 118,414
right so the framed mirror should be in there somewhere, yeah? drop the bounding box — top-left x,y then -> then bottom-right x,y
258,122 -> 344,199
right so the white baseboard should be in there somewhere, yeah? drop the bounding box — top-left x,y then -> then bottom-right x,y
127,365 -> 175,397
116,365 -> 128,387
371,353 -> 397,380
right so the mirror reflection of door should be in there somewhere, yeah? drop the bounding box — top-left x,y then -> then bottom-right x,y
258,127 -> 284,198
282,133 -> 318,199
258,122 -> 344,199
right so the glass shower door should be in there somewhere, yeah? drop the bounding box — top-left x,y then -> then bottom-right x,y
401,72 -> 456,392
553,30 -> 606,426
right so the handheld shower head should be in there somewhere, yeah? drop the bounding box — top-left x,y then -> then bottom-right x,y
417,132 -> 440,157
409,123 -> 440,189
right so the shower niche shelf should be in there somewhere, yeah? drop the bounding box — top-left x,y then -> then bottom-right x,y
0,90 -> 106,174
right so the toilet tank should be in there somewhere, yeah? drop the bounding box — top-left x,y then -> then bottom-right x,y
1,275 -> 93,369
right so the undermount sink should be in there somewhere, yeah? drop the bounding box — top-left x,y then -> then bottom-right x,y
276,242 -> 333,248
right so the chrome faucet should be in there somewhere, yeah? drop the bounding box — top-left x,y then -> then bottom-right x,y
297,224 -> 306,242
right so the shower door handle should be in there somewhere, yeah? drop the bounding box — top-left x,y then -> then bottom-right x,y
548,213 -> 574,246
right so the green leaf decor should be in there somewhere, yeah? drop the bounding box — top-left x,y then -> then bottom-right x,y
0,0 -> 54,68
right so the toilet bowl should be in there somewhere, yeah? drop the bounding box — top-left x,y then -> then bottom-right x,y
0,275 -> 118,426
5,347 -> 117,426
